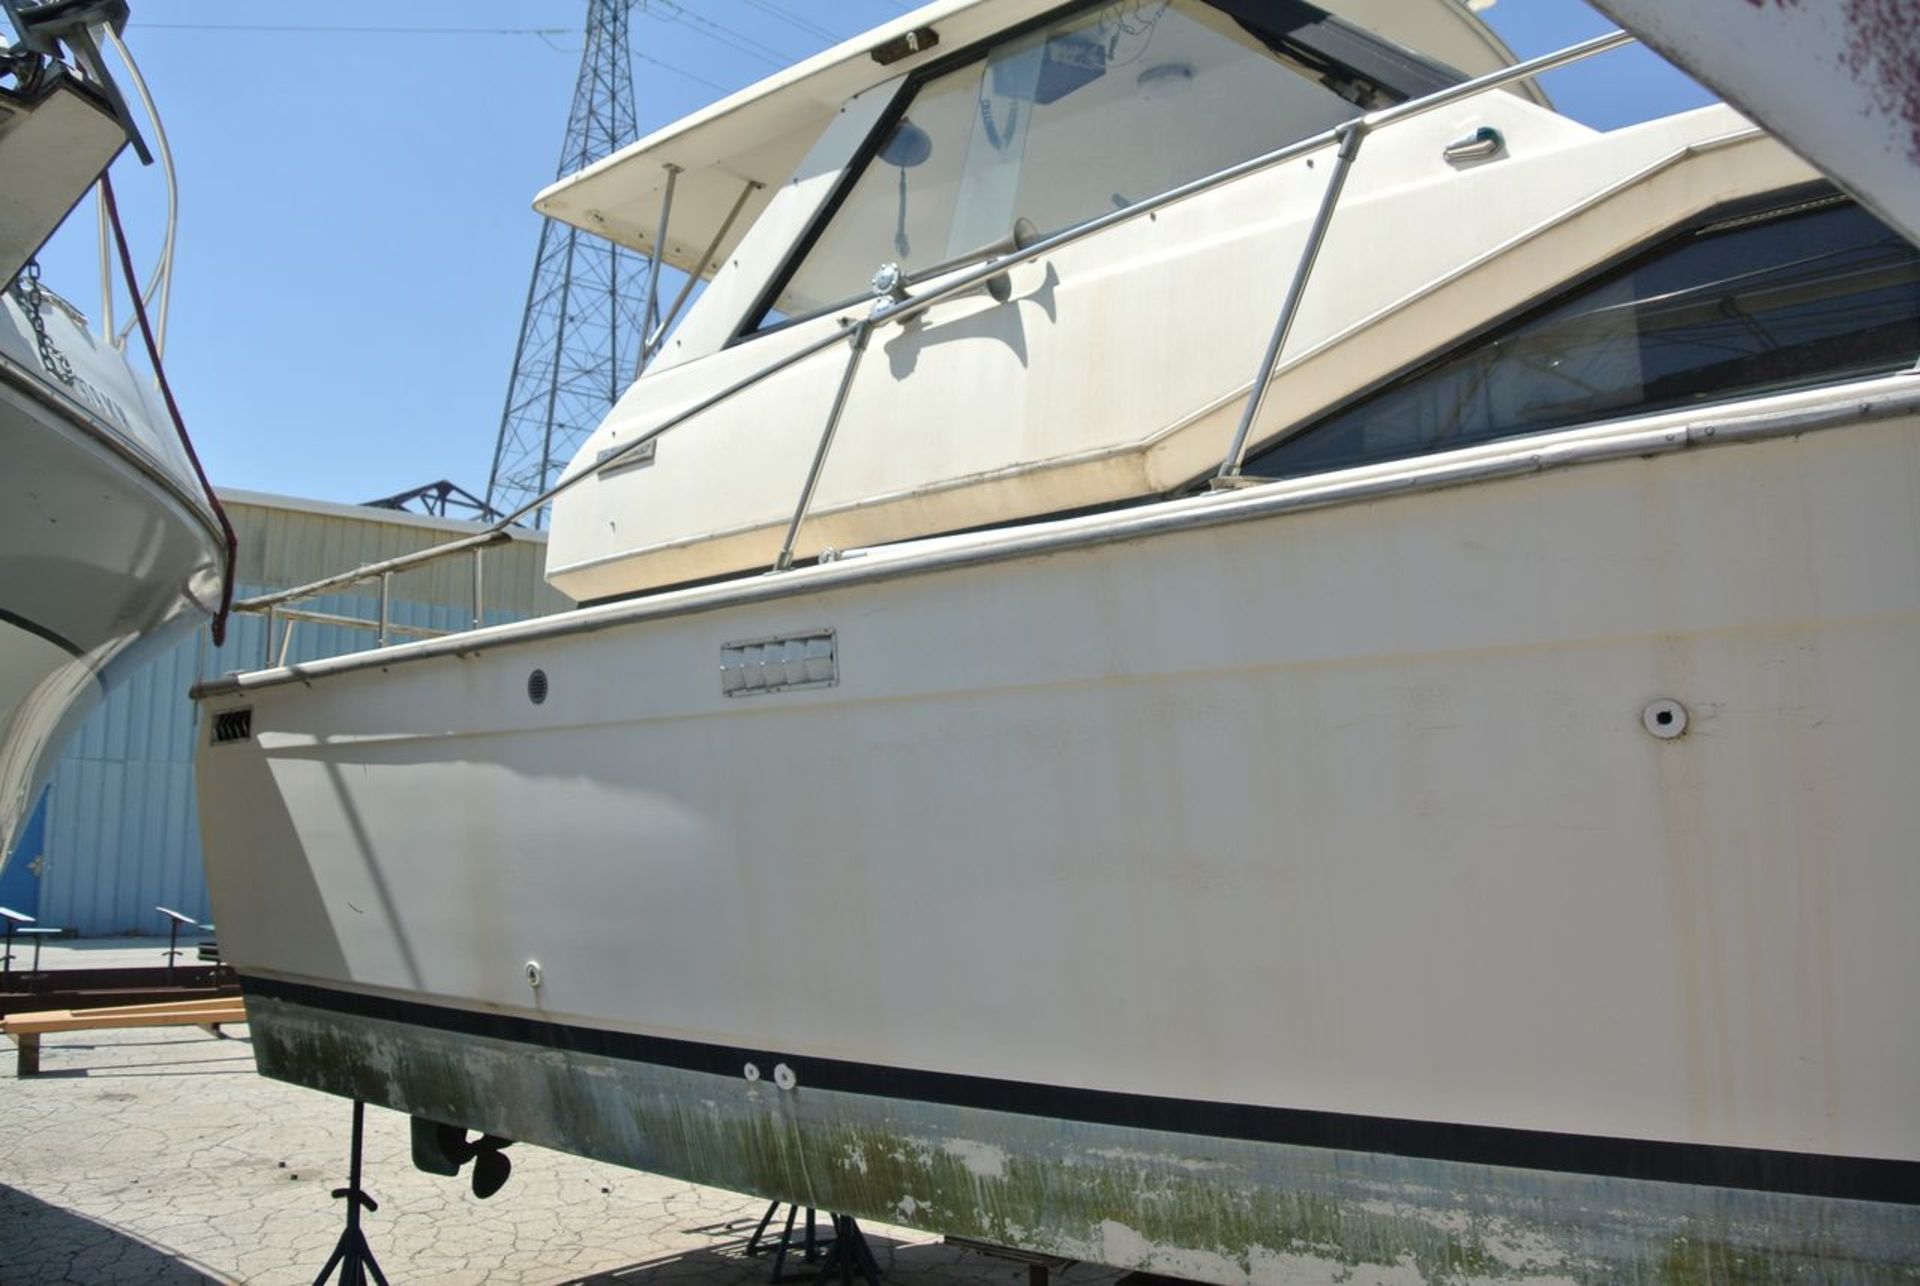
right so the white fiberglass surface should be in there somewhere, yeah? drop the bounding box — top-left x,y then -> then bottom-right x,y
0,623 -> 70,734
766,0 -> 1362,323
0,286 -> 197,495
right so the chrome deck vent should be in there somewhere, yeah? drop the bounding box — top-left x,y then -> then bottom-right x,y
721,630 -> 836,697
210,708 -> 252,745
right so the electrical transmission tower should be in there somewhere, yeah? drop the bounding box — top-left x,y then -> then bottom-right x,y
486,0 -> 647,528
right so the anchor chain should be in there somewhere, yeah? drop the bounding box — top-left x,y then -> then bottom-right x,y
10,260 -> 75,387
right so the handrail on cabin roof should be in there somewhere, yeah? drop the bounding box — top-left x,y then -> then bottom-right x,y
232,29 -> 1636,621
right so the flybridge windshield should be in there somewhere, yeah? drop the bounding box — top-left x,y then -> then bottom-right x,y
753,0 -> 1461,330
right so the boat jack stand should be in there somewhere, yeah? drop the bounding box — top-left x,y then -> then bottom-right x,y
745,1204 -> 882,1284
747,1201 -> 831,1282
811,1215 -> 883,1285
313,1099 -> 389,1286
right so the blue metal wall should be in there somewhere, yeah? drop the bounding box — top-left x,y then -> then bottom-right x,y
11,492 -> 563,935
37,634 -> 207,935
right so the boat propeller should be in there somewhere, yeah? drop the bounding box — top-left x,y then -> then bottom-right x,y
409,1116 -> 516,1199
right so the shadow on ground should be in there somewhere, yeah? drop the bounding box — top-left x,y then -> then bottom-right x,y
564,1227 -> 1072,1285
17,1029 -> 253,1081
0,1183 -> 225,1283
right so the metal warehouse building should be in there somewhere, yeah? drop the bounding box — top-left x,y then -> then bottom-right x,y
0,490 -> 566,935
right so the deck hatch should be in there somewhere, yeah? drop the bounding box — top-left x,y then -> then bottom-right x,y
720,630 -> 836,697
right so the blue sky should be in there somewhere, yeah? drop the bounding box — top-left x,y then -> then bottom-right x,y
36,0 -> 1711,507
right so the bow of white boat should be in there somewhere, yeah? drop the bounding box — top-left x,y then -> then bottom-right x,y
0,7 -> 230,866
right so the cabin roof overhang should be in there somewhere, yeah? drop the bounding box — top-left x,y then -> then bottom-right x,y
533,0 -> 1537,277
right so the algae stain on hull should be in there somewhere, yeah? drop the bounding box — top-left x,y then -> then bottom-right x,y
249,1001 -> 1920,1286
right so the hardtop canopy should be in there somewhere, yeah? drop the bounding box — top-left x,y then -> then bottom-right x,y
533,0 -> 1536,278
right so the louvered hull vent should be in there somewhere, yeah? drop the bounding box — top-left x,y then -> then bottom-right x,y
211,708 -> 253,745
721,631 -> 836,697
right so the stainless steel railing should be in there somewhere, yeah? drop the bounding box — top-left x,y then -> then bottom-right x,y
95,24 -> 177,358
233,29 -> 1636,666
252,536 -> 503,669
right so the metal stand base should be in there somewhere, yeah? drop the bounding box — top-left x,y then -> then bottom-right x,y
944,1235 -> 1075,1285
812,1215 -> 882,1285
745,1203 -> 881,1284
313,1100 -> 389,1286
748,1201 -> 828,1281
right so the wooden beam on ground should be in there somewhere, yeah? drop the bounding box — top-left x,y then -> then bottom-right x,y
23,995 -> 240,1019
3,998 -> 247,1075
5,1005 -> 246,1035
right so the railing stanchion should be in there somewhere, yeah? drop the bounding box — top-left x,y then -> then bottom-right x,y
377,573 -> 392,647
775,322 -> 873,573
95,187 -> 114,342
643,177 -> 760,371
472,548 -> 486,631
262,605 -> 276,670
636,164 -> 681,379
277,619 -> 297,667
1216,120 -> 1368,483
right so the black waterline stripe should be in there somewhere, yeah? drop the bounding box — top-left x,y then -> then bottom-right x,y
0,607 -> 84,659
243,975 -> 1918,1207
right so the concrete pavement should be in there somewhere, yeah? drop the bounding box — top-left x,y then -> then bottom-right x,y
0,1021 -> 1130,1285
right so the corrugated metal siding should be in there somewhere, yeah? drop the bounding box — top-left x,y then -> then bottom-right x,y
229,494 -> 563,626
31,493 -> 567,935
37,638 -> 204,933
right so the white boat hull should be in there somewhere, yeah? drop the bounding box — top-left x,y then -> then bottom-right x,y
1591,0 -> 1920,249
0,291 -> 224,863
196,378 -> 1920,1280
0,71 -> 128,287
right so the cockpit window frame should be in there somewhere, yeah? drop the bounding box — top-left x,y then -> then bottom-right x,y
727,0 -> 1467,346
1227,183 -> 1919,486
1207,0 -> 1463,104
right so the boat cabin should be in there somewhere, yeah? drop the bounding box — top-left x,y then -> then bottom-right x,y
534,0 -> 1914,602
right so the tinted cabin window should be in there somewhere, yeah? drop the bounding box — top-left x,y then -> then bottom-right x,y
1245,201 -> 1920,479
756,0 -> 1409,329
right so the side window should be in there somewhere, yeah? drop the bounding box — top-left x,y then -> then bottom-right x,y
753,0 -> 1400,329
1244,200 -> 1920,479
